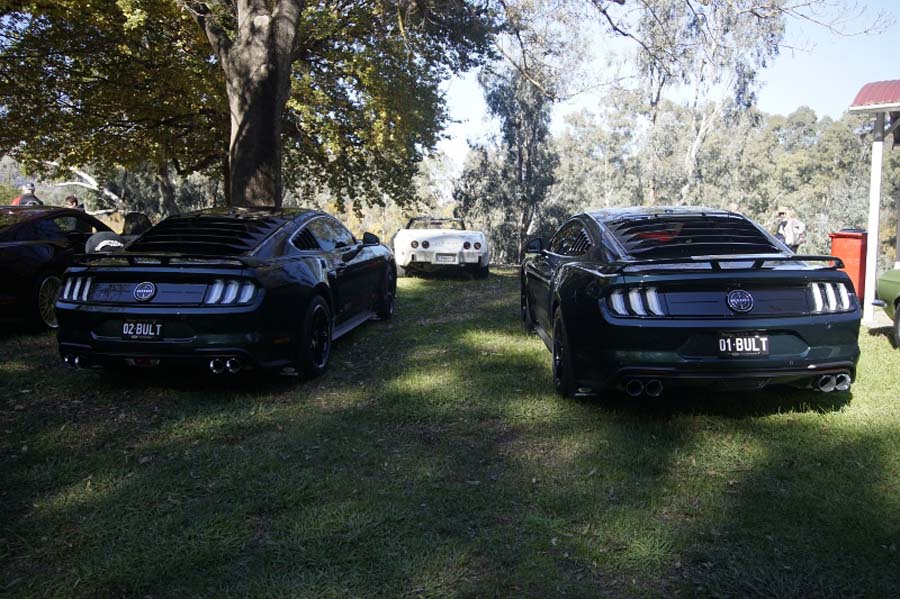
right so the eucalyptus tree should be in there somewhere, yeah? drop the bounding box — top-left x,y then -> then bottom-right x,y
455,66 -> 558,261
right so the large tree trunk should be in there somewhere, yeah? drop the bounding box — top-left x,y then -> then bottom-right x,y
188,1 -> 302,207
156,163 -> 179,217
225,35 -> 286,207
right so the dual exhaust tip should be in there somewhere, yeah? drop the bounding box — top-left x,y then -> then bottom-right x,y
63,354 -> 83,369
209,358 -> 242,375
816,372 -> 851,393
625,378 -> 663,398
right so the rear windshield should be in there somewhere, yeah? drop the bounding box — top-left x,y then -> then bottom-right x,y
605,213 -> 781,259
406,219 -> 465,230
128,215 -> 285,255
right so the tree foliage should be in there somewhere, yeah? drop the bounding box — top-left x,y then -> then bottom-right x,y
455,66 -> 557,262
0,0 -> 498,209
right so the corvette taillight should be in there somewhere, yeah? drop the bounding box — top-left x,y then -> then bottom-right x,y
464,241 -> 471,250
809,282 -> 852,313
204,279 -> 257,305
607,287 -> 665,317
61,276 -> 93,302
474,242 -> 482,250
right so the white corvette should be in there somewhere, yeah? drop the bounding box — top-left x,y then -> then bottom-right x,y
393,217 -> 490,278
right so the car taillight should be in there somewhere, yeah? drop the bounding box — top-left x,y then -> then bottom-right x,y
474,242 -> 481,250
205,279 -> 257,305
464,241 -> 471,250
422,240 -> 430,249
61,276 -> 93,302
809,282 -> 852,313
607,287 -> 665,317
411,241 -> 419,248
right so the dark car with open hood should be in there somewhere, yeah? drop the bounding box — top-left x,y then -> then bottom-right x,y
56,207 -> 396,377
521,207 -> 861,398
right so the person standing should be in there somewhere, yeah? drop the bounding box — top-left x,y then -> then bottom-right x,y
11,183 -> 43,206
775,207 -> 806,253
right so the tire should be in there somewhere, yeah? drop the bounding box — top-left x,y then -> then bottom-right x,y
521,282 -> 535,332
376,266 -> 396,320
475,264 -> 490,279
552,309 -> 576,397
32,271 -> 62,329
296,295 -> 332,379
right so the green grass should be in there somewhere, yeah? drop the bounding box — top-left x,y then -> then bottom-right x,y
2,269 -> 900,597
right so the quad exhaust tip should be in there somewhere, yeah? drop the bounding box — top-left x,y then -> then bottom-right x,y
225,358 -> 242,375
834,373 -> 851,392
816,373 -> 852,393
816,374 -> 837,393
625,379 -> 644,397
63,354 -> 84,369
209,358 -> 226,375
209,357 -> 242,375
624,378 -> 664,398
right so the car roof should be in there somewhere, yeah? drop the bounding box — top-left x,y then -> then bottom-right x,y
179,206 -> 321,222
584,206 -> 738,224
0,205 -> 98,228
127,206 -> 324,255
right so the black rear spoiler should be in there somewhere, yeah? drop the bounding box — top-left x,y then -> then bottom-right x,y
72,252 -> 260,267
614,254 -> 844,273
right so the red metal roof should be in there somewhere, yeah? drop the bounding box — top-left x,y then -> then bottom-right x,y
850,79 -> 900,112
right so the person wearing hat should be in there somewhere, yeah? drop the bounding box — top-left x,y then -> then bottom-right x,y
11,183 -> 43,206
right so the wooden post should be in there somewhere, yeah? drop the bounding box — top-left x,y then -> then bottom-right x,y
863,112 -> 884,326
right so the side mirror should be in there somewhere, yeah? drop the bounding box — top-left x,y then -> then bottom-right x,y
526,238 -> 543,254
363,232 -> 380,246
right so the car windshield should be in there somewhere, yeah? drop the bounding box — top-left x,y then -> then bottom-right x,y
407,219 -> 465,230
604,213 -> 781,259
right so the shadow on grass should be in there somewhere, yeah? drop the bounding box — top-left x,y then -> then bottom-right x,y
2,269 -> 898,597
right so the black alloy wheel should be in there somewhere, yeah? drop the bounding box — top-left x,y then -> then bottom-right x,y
521,284 -> 535,332
298,296 -> 332,378
376,268 -> 396,320
35,273 -> 62,329
552,309 -> 575,397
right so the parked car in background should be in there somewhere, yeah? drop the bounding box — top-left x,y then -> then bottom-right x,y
0,205 -> 111,328
522,207 -> 861,397
875,268 -> 900,346
393,217 -> 489,278
56,208 -> 396,377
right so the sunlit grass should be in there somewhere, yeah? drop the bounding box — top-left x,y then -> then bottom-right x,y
2,269 -> 900,597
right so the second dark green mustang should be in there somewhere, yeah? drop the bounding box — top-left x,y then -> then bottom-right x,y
521,207 -> 861,397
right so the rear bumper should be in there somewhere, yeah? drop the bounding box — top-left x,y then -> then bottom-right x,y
398,251 -> 486,268
568,309 -> 861,392
55,301 -> 295,370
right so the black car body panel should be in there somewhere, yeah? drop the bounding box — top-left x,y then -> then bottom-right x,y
522,207 -> 861,395
56,208 -> 395,373
0,206 -> 111,324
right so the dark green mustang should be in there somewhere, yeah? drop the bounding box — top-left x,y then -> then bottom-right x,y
521,207 -> 861,398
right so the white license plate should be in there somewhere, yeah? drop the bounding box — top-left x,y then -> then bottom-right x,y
122,321 -> 162,339
435,254 -> 456,264
718,334 -> 769,356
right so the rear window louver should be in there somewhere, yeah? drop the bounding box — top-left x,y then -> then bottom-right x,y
128,215 -> 284,255
606,214 -> 780,258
